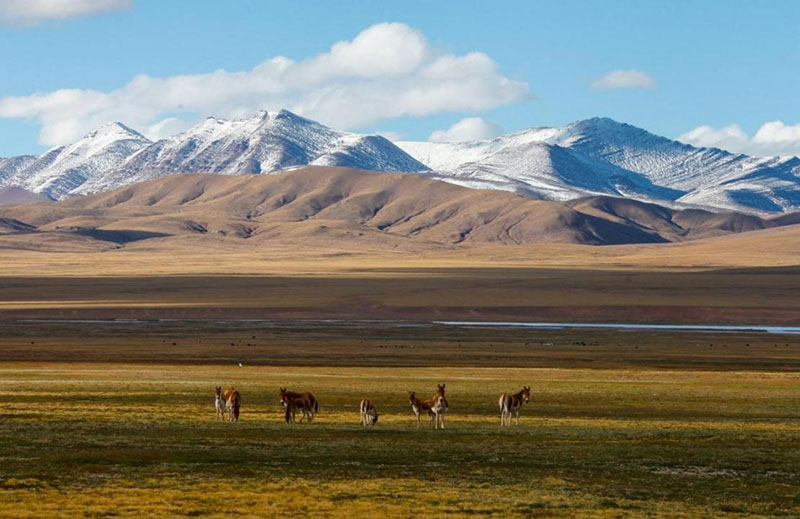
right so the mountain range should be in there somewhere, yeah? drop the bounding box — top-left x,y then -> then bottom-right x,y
1,109 -> 798,214
0,167 -> 794,253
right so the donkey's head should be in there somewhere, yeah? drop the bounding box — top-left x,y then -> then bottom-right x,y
521,386 -> 531,403
408,391 -> 416,404
215,386 -> 222,397
436,383 -> 446,396
279,387 -> 288,407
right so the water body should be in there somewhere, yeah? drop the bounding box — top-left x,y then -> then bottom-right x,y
433,321 -> 800,335
18,318 -> 800,334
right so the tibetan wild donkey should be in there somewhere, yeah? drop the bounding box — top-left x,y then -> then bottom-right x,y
498,386 -> 531,426
223,386 -> 241,422
408,384 -> 448,429
359,398 -> 379,426
279,387 -> 319,423
214,386 -> 227,421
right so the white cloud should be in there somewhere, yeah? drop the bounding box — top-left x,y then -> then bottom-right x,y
591,69 -> 656,91
678,121 -> 800,157
0,0 -> 132,26
0,22 -> 531,147
144,117 -> 194,141
374,130 -> 404,142
428,117 -> 502,143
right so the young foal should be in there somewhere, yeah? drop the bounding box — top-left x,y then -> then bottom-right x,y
214,386 -> 226,421
359,398 -> 379,426
279,387 -> 319,423
498,386 -> 531,426
223,386 -> 241,422
408,389 -> 447,429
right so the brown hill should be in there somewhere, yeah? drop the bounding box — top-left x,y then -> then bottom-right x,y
0,186 -> 50,206
567,196 -> 773,241
0,167 -> 789,252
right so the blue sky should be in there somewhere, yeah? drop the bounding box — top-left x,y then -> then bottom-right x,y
1,0 -> 799,156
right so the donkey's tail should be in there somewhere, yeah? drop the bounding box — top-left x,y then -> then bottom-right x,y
233,394 -> 241,421
314,398 -> 319,415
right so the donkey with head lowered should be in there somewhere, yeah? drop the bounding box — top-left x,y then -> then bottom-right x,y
279,387 -> 319,423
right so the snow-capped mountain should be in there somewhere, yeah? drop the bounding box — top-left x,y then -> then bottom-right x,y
0,110 -> 427,200
398,118 -> 800,213
1,111 -> 798,214
0,123 -> 151,200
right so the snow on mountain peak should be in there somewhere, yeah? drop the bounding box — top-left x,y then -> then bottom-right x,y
2,110 -> 799,213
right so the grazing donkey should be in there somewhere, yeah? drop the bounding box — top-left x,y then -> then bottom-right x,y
279,387 -> 319,423
223,386 -> 241,422
408,390 -> 447,429
359,399 -> 379,426
498,386 -> 531,426
214,386 -> 226,421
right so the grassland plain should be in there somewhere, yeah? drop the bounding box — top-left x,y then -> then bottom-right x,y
1,362 -> 799,518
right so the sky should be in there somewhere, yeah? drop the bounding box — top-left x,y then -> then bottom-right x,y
0,0 -> 799,157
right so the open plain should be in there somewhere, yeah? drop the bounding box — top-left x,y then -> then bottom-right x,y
2,170 -> 800,518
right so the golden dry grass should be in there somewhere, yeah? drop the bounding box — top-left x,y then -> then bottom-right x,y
1,363 -> 798,518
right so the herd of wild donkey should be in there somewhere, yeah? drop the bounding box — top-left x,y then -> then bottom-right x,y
214,384 -> 533,428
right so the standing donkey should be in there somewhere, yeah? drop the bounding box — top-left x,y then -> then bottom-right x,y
432,384 -> 449,429
498,386 -> 531,426
223,386 -> 241,422
279,387 -> 319,423
359,399 -> 379,426
214,386 -> 226,421
409,384 -> 448,429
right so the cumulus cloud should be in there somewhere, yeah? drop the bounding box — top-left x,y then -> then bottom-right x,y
0,0 -> 132,26
428,117 -> 502,143
591,69 -> 656,91
374,130 -> 404,142
0,22 -> 531,147
678,121 -> 800,157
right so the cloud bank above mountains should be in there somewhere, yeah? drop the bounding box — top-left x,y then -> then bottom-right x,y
0,0 -> 132,26
678,121 -> 800,158
0,22 -> 531,147
428,117 -> 502,143
591,70 -> 656,91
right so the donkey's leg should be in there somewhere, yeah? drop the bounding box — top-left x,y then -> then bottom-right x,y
515,410 -> 520,425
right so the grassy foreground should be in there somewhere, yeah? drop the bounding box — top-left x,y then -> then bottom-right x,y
1,363 -> 798,518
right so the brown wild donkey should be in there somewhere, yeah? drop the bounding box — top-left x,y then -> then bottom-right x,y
409,386 -> 447,429
359,398 -> 378,426
433,383 -> 449,429
279,387 -> 319,423
498,386 -> 531,426
214,386 -> 226,421
223,386 -> 241,422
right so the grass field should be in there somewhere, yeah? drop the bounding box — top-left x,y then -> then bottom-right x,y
2,361 -> 799,518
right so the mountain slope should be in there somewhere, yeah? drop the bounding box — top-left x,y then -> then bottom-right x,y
2,111 -> 798,214
2,167 -> 791,253
1,123 -> 152,200
0,186 -> 50,206
0,110 -> 427,200
399,118 -> 800,214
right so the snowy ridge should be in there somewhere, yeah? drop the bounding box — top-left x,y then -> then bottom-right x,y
0,110 -> 427,200
0,123 -> 151,200
398,118 -> 800,214
1,110 -> 799,214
